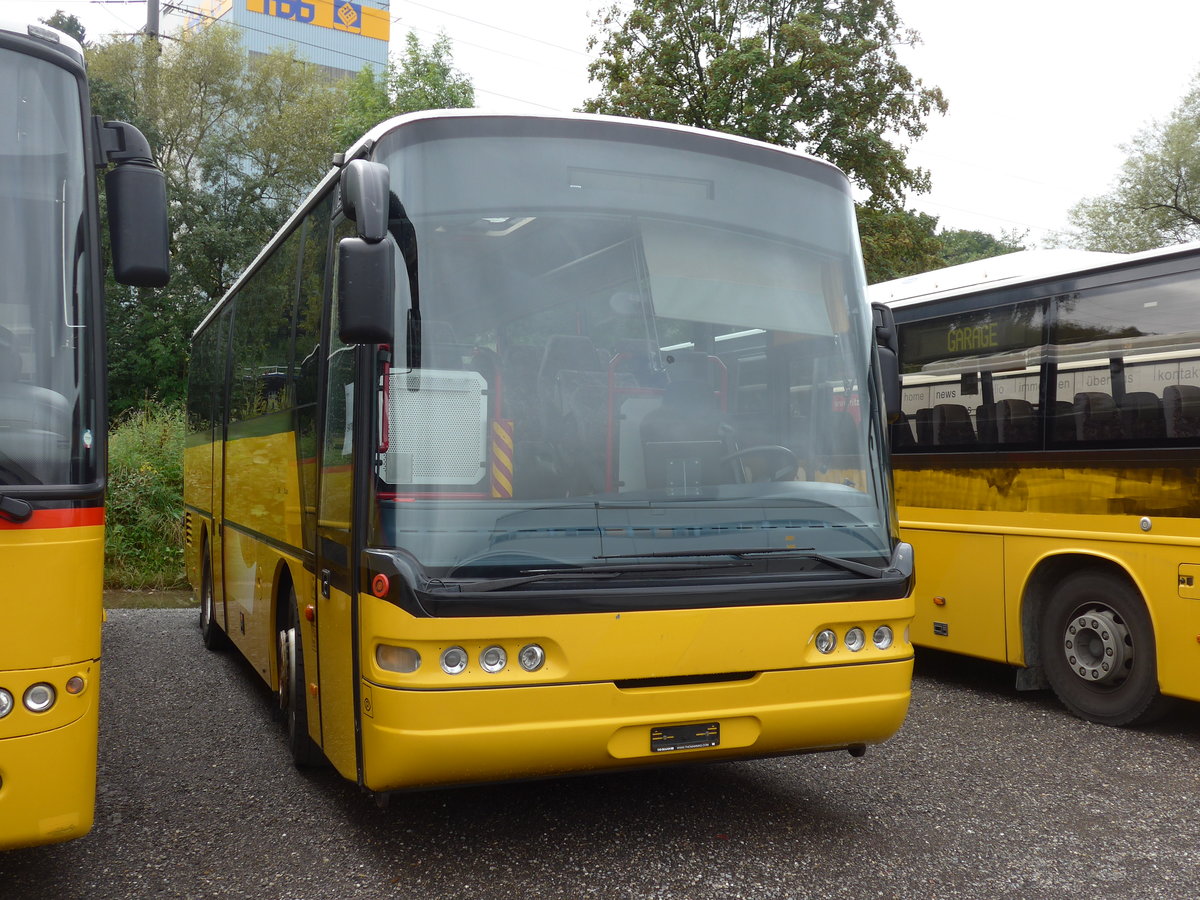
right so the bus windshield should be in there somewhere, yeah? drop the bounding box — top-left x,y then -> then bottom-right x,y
362,120 -> 892,579
0,45 -> 93,488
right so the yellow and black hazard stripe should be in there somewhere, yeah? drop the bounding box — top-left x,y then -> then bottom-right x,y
490,419 -> 514,498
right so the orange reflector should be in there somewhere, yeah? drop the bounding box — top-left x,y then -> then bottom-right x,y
304,604 -> 315,622
309,683 -> 318,697
372,573 -> 390,598
65,676 -> 85,695
933,596 -> 947,607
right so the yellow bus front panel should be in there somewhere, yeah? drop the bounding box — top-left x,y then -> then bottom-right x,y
0,516 -> 103,849
355,593 -> 914,791
0,660 -> 100,849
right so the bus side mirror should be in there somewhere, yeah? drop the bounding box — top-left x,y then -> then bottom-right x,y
341,159 -> 390,242
338,238 -> 394,344
337,160 -> 395,344
98,120 -> 170,288
872,302 -> 901,423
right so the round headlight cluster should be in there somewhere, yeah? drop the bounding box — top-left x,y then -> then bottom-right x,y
814,624 -> 898,655
431,643 -> 546,675
0,688 -> 13,718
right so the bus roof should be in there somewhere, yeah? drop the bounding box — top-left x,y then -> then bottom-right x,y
0,18 -> 85,65
867,241 -> 1200,310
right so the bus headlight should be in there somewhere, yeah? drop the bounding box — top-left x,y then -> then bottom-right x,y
480,645 -> 507,673
815,629 -> 837,654
873,625 -> 894,650
440,646 -> 468,675
0,689 -> 12,718
376,644 -> 421,673
24,683 -> 56,713
845,628 -> 866,652
518,643 -> 545,672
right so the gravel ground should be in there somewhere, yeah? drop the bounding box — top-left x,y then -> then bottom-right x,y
2,608 -> 1198,899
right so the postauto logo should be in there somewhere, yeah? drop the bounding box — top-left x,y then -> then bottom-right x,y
247,0 -> 390,41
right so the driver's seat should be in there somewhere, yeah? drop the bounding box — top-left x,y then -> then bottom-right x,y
640,351 -> 737,491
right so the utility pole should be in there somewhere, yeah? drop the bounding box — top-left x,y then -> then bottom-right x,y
145,0 -> 160,39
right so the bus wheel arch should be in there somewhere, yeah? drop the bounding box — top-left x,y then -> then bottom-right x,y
1024,557 -> 1173,726
275,569 -> 325,767
199,534 -> 229,651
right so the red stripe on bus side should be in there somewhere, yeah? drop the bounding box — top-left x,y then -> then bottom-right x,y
0,507 -> 105,530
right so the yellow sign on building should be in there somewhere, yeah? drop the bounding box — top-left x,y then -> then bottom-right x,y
246,0 -> 390,42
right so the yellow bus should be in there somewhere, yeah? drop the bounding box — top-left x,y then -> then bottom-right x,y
184,110 -> 915,798
0,19 -> 169,848
872,243 -> 1200,726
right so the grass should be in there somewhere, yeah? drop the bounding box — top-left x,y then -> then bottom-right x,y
106,401 -> 188,589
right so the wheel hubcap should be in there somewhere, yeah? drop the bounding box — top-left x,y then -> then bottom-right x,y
1062,606 -> 1131,686
278,627 -> 295,713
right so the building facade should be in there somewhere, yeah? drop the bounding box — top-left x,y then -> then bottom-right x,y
188,0 -> 390,78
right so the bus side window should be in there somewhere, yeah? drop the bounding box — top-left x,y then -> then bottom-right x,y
1164,384 -> 1200,438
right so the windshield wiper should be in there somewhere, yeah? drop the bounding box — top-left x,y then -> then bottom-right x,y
0,492 -> 33,523
595,547 -> 886,578
435,560 -> 750,593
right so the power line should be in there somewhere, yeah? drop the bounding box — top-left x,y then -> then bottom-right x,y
396,0 -> 588,57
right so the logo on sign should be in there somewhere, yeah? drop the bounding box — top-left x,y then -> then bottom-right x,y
267,0 -> 315,23
335,1 -> 361,30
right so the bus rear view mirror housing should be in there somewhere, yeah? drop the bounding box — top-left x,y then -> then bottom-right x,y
97,119 -> 170,288
872,302 -> 901,422
338,160 -> 394,344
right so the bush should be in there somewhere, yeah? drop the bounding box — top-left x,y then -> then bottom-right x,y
106,401 -> 187,589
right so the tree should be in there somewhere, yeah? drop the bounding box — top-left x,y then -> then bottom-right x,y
858,207 -> 941,284
935,228 -> 1026,268
334,31 -> 474,148
40,10 -> 86,45
584,0 -> 946,208
1062,71 -> 1200,252
87,27 -> 343,414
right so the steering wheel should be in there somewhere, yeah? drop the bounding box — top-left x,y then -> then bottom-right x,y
720,445 -> 799,482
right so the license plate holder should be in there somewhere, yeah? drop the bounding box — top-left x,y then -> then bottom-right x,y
649,721 -> 720,753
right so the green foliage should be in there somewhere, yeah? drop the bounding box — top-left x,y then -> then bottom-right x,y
106,402 -> 187,589
584,0 -> 946,206
1062,70 -> 1200,252
857,206 -> 942,284
334,31 -> 475,148
39,10 -> 87,45
936,228 -> 1026,268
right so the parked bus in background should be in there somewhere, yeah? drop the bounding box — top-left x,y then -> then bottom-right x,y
184,110 -> 913,799
0,18 -> 169,849
872,243 -> 1200,726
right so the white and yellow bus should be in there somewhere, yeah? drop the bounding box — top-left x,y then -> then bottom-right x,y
872,244 -> 1200,725
184,110 -> 914,799
0,18 -> 168,848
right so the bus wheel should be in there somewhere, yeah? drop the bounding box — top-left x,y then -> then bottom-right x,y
1039,572 -> 1172,726
199,550 -> 229,651
278,593 -> 325,767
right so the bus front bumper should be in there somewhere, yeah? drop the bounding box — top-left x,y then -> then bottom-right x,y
359,657 -> 912,792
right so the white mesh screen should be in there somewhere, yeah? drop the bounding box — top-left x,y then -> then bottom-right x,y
382,369 -> 488,485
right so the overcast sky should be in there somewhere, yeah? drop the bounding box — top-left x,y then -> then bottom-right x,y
47,0 -> 1200,245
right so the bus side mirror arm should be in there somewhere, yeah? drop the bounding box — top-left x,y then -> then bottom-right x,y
872,302 -> 902,423
337,160 -> 395,344
95,118 -> 170,288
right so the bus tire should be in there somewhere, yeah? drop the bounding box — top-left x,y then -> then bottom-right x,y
1039,572 -> 1173,726
199,549 -> 229,651
279,592 -> 326,767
